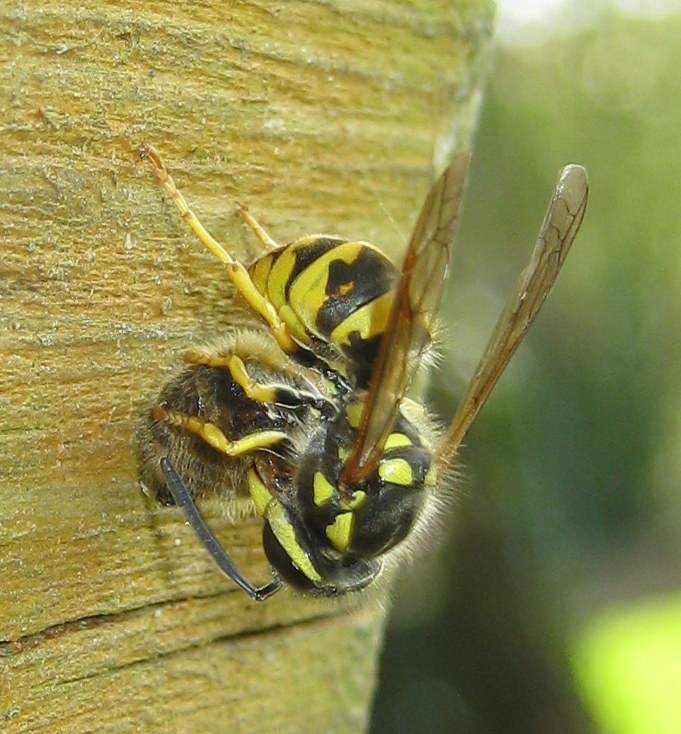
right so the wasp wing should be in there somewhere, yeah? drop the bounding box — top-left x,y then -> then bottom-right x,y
436,163 -> 589,471
341,154 -> 471,485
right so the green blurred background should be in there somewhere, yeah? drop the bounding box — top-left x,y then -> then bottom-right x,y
371,3 -> 681,733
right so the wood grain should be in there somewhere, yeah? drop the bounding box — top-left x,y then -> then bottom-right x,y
0,1 -> 493,731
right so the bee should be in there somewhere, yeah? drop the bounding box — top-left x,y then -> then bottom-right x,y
136,144 -> 588,601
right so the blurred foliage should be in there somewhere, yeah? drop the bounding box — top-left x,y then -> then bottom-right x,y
573,594 -> 681,734
372,8 -> 681,734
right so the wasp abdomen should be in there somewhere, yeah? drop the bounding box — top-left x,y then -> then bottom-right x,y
250,236 -> 398,386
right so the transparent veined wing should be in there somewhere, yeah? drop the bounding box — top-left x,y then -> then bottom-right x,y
435,163 -> 589,471
341,154 -> 471,486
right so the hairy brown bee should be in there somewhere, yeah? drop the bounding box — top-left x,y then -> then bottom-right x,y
136,144 -> 588,600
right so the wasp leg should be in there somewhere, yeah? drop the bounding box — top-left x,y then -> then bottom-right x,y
161,458 -> 282,601
139,144 -> 296,355
184,350 -> 333,413
187,333 -> 331,395
239,205 -> 279,251
152,405 -> 286,456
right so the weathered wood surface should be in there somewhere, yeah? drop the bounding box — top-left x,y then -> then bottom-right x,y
0,1 -> 493,731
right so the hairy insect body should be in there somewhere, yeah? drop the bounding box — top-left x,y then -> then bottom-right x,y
137,145 -> 588,601
138,330 -> 318,507
249,398 -> 437,593
138,231 -> 439,595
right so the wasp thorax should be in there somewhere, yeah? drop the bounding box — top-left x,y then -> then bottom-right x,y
244,405 -> 434,596
277,408 -> 433,590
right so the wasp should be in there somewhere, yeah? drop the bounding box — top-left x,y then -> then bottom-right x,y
136,144 -> 588,601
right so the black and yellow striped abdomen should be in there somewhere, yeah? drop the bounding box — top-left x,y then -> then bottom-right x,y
249,236 -> 398,387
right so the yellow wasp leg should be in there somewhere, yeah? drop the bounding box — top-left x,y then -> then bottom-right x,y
184,349 -> 332,410
184,351 -> 279,403
185,336 -> 328,394
152,405 -> 286,456
139,144 -> 296,354
239,205 -> 279,251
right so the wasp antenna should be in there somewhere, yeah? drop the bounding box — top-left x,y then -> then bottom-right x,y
160,458 -> 282,602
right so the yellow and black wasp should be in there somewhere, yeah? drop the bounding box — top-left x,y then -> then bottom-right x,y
136,144 -> 588,600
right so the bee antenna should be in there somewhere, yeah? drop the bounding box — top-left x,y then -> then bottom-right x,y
160,458 -> 282,602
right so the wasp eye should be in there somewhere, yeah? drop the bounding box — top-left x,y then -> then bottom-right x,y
262,518 -> 380,596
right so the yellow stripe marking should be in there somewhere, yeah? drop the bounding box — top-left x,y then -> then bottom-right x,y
313,472 -> 335,506
378,457 -> 413,487
266,501 -> 322,583
345,401 -> 363,429
340,490 -> 366,511
250,255 -> 274,295
247,468 -> 272,516
279,303 -> 310,344
267,243 -> 299,311
325,512 -> 354,552
330,290 -> 393,347
384,433 -> 412,450
288,242 -> 364,337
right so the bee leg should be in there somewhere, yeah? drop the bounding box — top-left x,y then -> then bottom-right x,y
160,458 -> 282,601
184,350 -> 334,413
139,144 -> 297,356
152,405 -> 286,456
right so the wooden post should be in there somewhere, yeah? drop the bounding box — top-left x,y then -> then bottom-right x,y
0,2 -> 493,731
